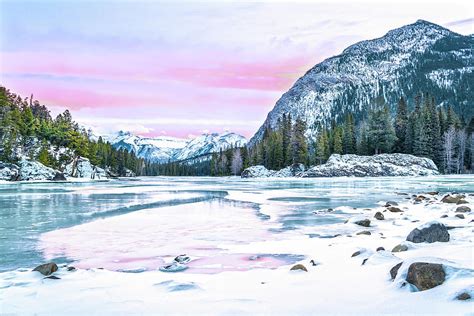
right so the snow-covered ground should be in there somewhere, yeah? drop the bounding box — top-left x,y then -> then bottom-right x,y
0,176 -> 473,315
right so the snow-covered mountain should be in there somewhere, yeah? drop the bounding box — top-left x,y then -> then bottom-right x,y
109,131 -> 247,163
249,20 -> 473,145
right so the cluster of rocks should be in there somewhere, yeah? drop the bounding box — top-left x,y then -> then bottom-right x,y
241,154 -> 439,178
0,156 -> 126,182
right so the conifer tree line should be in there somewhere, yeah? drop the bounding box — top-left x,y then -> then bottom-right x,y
0,87 -> 146,176
248,93 -> 473,174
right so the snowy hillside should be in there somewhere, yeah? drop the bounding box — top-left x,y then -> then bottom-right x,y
109,131 -> 247,163
249,20 -> 473,145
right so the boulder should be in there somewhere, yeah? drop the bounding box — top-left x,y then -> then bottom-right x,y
65,157 -> 107,179
406,262 -> 445,291
33,262 -> 58,276
290,264 -> 308,272
376,247 -> 385,252
374,212 -> 385,220
0,161 -> 20,181
455,214 -> 465,219
457,199 -> 469,205
406,222 -> 450,243
392,244 -> 409,252
385,201 -> 398,207
300,154 -> 439,177
390,262 -> 403,280
456,292 -> 471,301
456,206 -> 471,213
52,172 -> 67,181
18,159 -> 60,181
356,230 -> 371,236
388,206 -> 403,213
351,251 -> 362,257
441,194 -> 465,204
241,165 -> 276,178
354,219 -> 371,227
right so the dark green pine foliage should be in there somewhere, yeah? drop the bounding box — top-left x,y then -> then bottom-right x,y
367,102 -> 397,154
291,118 -> 308,165
394,96 -> 408,153
342,113 -> 356,154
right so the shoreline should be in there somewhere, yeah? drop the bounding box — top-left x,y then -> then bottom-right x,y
1,189 -> 472,315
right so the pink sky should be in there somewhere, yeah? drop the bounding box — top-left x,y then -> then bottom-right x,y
1,1 -> 472,138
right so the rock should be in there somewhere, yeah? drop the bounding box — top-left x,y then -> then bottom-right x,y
274,163 -> 306,177
174,254 -> 191,264
67,266 -> 77,272
455,214 -> 465,219
457,199 -> 469,205
376,247 -> 385,252
374,212 -> 385,220
456,206 -> 471,213
290,264 -> 308,272
441,194 -> 465,204
0,161 -> 20,181
392,244 -> 409,252
426,191 -> 439,195
300,154 -> 439,178
406,262 -> 445,291
362,258 -> 368,265
65,157 -> 107,179
18,159 -> 60,181
406,221 -> 450,243
44,275 -> 61,280
456,292 -> 471,301
440,214 -> 448,218
388,206 -> 403,213
385,201 -> 398,207
159,263 -> 188,273
52,172 -> 67,181
390,262 -> 403,280
241,165 -> 276,178
33,262 -> 58,276
309,260 -> 318,266
356,230 -> 371,236
354,219 -> 371,227
351,251 -> 362,257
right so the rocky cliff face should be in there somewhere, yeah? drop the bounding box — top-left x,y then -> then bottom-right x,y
241,154 -> 438,178
250,20 -> 473,145
300,154 -> 439,177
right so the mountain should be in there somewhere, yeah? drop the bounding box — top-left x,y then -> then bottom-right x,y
249,20 -> 473,145
109,131 -> 247,163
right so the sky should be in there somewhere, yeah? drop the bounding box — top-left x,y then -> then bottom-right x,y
0,0 -> 472,139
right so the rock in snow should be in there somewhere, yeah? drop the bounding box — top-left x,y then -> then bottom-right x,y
301,154 -> 439,177
18,159 -> 64,181
65,157 -> 107,179
406,221 -> 450,243
0,161 -> 20,181
406,262 -> 446,291
33,262 -> 58,276
241,163 -> 305,178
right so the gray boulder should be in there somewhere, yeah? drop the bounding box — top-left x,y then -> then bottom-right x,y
456,206 -> 471,213
374,212 -> 385,220
406,262 -> 445,291
33,262 -> 58,276
18,159 -> 60,181
0,161 -> 20,181
390,262 -> 403,280
406,222 -> 450,243
241,165 -> 275,178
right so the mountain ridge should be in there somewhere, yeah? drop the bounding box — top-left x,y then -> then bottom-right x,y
249,20 -> 473,146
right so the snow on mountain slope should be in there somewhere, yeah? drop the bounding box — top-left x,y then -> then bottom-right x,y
249,20 -> 473,145
109,131 -> 246,163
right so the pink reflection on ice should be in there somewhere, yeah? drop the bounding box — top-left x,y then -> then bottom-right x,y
38,200 -> 299,273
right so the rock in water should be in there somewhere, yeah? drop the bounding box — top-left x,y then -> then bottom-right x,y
300,154 -> 439,177
456,292 -> 471,301
159,263 -> 188,273
406,262 -> 445,291
406,222 -> 450,243
290,264 -> 308,272
374,212 -> 385,220
33,262 -> 58,276
354,219 -> 371,227
390,262 -> 403,280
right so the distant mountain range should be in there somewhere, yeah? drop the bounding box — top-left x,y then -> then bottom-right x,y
108,131 -> 247,163
250,20 -> 473,145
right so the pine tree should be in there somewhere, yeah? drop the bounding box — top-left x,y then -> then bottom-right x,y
333,127 -> 343,154
291,118 -> 308,165
342,113 -> 356,154
394,96 -> 408,153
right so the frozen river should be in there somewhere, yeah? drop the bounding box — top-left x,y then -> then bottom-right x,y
1,175 -> 472,273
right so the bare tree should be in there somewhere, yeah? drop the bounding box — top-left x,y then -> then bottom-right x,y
443,127 -> 456,174
231,148 -> 243,176
456,129 -> 467,174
